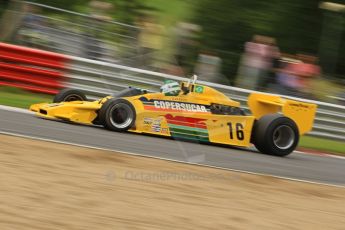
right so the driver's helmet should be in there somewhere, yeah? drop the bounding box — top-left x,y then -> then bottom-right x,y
160,79 -> 181,96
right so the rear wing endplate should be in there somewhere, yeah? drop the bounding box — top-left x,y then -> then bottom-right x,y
248,93 -> 317,135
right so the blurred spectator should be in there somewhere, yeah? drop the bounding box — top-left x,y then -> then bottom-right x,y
162,63 -> 185,76
0,0 -> 19,41
20,4 -> 43,30
194,50 -> 223,83
275,53 -> 321,98
290,54 -> 320,98
236,35 -> 280,90
138,15 -> 164,70
173,22 -> 201,75
14,4 -> 54,50
89,0 -> 114,21
275,55 -> 303,96
83,35 -> 103,60
262,38 -> 281,90
82,1 -> 115,60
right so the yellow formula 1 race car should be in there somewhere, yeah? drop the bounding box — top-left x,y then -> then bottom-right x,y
30,76 -> 317,156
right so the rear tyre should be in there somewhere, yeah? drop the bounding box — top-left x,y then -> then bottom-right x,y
252,114 -> 299,157
99,98 -> 136,131
53,89 -> 87,103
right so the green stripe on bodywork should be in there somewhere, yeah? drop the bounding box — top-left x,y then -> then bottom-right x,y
171,132 -> 209,142
169,128 -> 209,137
168,124 -> 208,133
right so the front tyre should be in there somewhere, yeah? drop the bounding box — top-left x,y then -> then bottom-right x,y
99,98 -> 136,131
252,114 -> 299,157
53,89 -> 87,103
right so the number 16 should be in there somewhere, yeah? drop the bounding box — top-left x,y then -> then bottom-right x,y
227,122 -> 244,140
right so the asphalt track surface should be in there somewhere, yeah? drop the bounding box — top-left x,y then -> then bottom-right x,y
0,108 -> 344,186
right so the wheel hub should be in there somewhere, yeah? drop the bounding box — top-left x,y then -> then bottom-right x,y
109,103 -> 134,129
273,125 -> 295,150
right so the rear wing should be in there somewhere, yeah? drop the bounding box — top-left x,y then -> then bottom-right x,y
248,93 -> 317,135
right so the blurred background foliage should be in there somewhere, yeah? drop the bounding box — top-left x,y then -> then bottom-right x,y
1,0 -> 344,83
194,0 -> 345,82
0,0 -> 10,16
26,0 -> 157,24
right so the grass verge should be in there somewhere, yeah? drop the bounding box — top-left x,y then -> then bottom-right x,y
299,135 -> 345,155
0,87 -> 53,109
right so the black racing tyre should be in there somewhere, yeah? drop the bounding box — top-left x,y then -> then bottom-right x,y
99,98 -> 136,131
252,114 -> 299,157
53,89 -> 87,103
